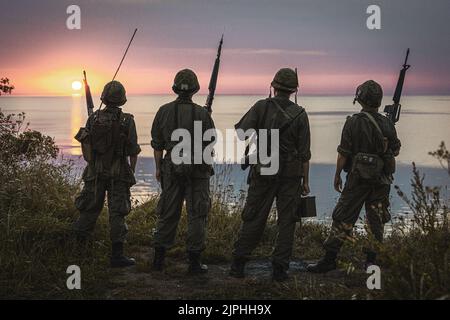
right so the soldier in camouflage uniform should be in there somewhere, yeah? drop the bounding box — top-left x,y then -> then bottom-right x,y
307,80 -> 401,273
151,69 -> 215,274
73,81 -> 141,268
230,68 -> 311,282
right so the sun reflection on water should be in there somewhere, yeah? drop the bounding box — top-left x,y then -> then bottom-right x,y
70,95 -> 83,156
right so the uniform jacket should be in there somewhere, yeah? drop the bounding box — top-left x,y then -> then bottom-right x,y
338,109 -> 401,183
235,96 -> 311,177
151,96 -> 216,178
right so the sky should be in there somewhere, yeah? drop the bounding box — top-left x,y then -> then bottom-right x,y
1,0 -> 450,96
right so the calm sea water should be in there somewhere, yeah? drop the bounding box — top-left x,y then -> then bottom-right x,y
2,94 -> 449,165
2,95 -> 449,217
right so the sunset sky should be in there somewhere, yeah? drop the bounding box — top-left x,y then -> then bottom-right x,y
1,0 -> 450,96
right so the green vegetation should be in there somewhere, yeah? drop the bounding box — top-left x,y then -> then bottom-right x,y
0,104 -> 448,299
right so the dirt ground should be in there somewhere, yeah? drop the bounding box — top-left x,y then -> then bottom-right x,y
106,247 -> 374,300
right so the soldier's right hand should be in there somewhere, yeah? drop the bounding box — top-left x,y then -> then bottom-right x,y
334,174 -> 343,193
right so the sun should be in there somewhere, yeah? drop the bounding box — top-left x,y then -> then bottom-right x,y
71,81 -> 82,91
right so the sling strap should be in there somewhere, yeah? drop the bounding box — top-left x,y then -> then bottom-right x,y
271,98 -> 304,154
361,111 -> 387,155
361,111 -> 383,137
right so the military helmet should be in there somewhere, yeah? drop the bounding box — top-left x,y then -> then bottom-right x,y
101,81 -> 127,107
271,68 -> 298,93
172,69 -> 200,95
353,80 -> 383,108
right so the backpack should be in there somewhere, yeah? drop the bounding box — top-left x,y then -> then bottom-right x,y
75,109 -> 126,169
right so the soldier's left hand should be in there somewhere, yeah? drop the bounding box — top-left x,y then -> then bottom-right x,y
302,182 -> 310,195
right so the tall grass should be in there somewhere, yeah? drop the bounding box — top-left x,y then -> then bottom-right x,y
380,163 -> 449,299
0,110 -> 111,298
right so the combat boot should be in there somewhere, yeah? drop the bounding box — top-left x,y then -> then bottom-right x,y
187,251 -> 208,275
306,251 -> 337,273
272,262 -> 289,282
152,247 -> 166,271
229,257 -> 247,278
110,242 -> 136,268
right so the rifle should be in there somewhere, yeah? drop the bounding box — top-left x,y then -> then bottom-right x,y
83,28 -> 138,117
384,48 -> 411,124
83,71 -> 95,117
294,67 -> 298,104
205,34 -> 224,114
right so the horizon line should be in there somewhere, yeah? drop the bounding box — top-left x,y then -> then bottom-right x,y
4,93 -> 450,98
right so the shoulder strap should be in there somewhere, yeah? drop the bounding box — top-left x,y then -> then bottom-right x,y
270,98 -> 304,134
361,111 -> 384,137
271,98 -> 293,121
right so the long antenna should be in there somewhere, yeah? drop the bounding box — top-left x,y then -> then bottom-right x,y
98,28 -> 138,110
112,28 -> 138,81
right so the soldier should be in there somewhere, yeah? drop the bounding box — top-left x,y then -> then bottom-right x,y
73,80 -> 141,268
230,68 -> 311,282
151,69 -> 215,274
307,80 -> 401,273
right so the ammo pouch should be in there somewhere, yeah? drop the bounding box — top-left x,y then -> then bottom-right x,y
351,152 -> 384,181
74,127 -> 93,162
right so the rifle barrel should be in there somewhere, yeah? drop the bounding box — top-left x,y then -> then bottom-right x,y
83,70 -> 94,116
205,34 -> 224,113
385,49 -> 411,124
404,48 -> 410,67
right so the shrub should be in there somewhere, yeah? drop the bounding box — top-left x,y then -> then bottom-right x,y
380,162 -> 450,299
0,110 -> 109,299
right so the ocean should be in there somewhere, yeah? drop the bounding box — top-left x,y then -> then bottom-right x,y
2,94 -> 449,218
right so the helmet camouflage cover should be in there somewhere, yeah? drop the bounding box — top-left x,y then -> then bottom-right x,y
172,69 -> 200,95
354,80 -> 383,108
101,81 -> 127,107
271,68 -> 298,93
